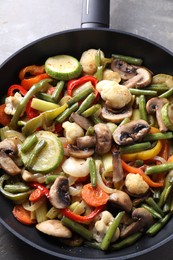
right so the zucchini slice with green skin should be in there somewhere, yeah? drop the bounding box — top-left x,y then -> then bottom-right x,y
45,55 -> 82,80
20,131 -> 64,173
161,102 -> 173,131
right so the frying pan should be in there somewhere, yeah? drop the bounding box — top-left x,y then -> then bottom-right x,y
1,0 -> 173,259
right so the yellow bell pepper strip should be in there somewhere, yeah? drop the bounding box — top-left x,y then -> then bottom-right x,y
121,140 -> 162,161
121,127 -> 162,161
22,103 -> 68,136
9,78 -> 52,129
121,160 -> 163,188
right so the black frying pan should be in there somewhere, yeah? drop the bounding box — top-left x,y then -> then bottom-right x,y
1,1 -> 173,259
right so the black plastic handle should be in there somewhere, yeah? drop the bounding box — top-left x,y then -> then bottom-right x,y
81,0 -> 110,28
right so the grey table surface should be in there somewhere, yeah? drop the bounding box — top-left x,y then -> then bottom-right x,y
1,0 -> 173,259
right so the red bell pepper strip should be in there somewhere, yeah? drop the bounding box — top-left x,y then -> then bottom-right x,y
26,98 -> 39,119
61,205 -> 104,223
7,84 -> 27,97
19,65 -> 45,80
21,73 -> 50,90
53,123 -> 63,133
29,188 -> 45,203
67,75 -> 99,103
29,182 -> 49,198
0,104 -> 12,126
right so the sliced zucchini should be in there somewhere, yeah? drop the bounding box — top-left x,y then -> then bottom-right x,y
161,102 -> 173,131
45,55 -> 82,80
20,131 -> 63,173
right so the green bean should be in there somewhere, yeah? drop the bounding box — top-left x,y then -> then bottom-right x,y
158,171 -> 173,208
146,213 -> 171,236
21,134 -> 38,153
84,241 -> 101,249
129,88 -> 157,96
56,103 -> 78,123
147,84 -> 168,92
159,88 -> 173,98
95,66 -> 103,81
10,78 -> 52,128
162,196 -> 171,213
120,142 -> 151,154
89,158 -> 97,187
4,183 -> 30,193
145,162 -> 173,175
139,95 -> 148,121
0,174 -> 30,202
67,86 -> 93,106
85,126 -> 95,136
45,175 -> 58,184
26,139 -> 47,168
110,232 -> 143,251
52,81 -> 65,102
61,217 -> 93,241
143,132 -> 173,141
119,117 -> 130,126
145,197 -> 164,217
76,93 -> 95,114
81,104 -> 101,117
112,54 -> 143,66
100,211 -> 125,250
36,92 -> 55,103
91,114 -> 102,124
141,204 -> 162,219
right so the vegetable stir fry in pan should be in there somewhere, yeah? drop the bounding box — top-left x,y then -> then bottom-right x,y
1,49 -> 173,251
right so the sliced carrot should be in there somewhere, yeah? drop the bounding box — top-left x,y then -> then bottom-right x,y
0,104 -> 11,126
29,188 -> 45,203
12,205 -> 35,225
81,183 -> 109,207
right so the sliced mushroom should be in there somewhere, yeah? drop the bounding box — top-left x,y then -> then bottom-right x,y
76,136 -> 96,149
108,190 -> 132,213
111,59 -> 137,80
70,112 -> 92,130
146,97 -> 169,132
0,138 -> 21,175
49,176 -> 71,209
101,105 -> 132,123
124,67 -> 152,88
120,207 -> 154,238
0,150 -> 21,175
0,137 -> 18,156
94,123 -> 112,155
113,119 -> 150,145
67,144 -> 94,159
36,219 -> 72,238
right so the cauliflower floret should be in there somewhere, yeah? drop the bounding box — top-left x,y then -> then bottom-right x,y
62,121 -> 84,144
96,80 -> 132,109
80,49 -> 105,75
125,173 -> 149,195
93,210 -> 120,243
103,69 -> 121,83
4,92 -> 23,115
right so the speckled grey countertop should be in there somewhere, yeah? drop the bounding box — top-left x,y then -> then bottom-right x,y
1,0 -> 173,259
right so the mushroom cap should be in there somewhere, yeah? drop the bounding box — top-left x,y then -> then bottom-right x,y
36,219 -> 72,238
67,144 -> 94,159
94,123 -> 112,155
101,105 -> 132,123
120,207 -> 154,238
111,59 -> 137,80
76,136 -> 96,149
108,190 -> 132,213
49,176 -> 71,209
113,119 -> 150,145
124,67 -> 152,88
146,97 -> 169,132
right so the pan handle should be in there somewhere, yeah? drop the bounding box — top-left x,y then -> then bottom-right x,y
81,0 -> 110,28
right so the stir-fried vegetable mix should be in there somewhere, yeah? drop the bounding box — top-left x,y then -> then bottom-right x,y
1,48 -> 173,251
